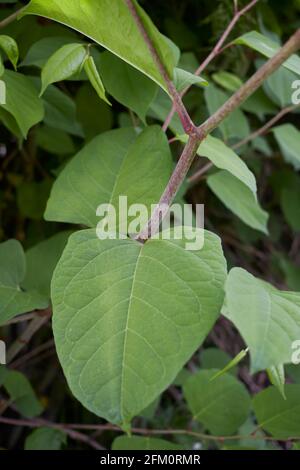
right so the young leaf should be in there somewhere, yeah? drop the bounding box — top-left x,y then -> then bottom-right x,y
267,365 -> 286,399
0,240 -> 48,325
234,31 -> 300,76
3,370 -> 43,418
201,348 -> 237,376
253,385 -> 300,438
25,428 -> 67,450
51,227 -> 227,426
83,55 -> 111,105
173,67 -> 208,91
45,126 -> 173,231
210,348 -> 249,381
112,436 -> 182,450
0,35 -> 19,69
0,70 -> 44,138
22,36 -> 79,68
40,43 -> 87,95
99,51 -> 157,123
21,0 -> 176,92
183,369 -> 251,435
224,267 -> 300,372
207,171 -> 269,234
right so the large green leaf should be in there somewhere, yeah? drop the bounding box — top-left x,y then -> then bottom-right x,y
51,227 -> 227,426
0,70 -> 44,137
224,267 -> 300,372
21,0 -> 176,91
272,124 -> 300,170
112,436 -> 182,450
253,385 -> 300,438
207,171 -> 268,234
234,31 -> 300,76
45,126 -> 173,231
180,134 -> 257,193
0,240 -> 48,325
99,51 -> 157,123
183,369 -> 251,435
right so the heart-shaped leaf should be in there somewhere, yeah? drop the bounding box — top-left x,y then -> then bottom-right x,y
51,227 -> 227,426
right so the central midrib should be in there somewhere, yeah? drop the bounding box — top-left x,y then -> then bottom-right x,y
119,244 -> 143,423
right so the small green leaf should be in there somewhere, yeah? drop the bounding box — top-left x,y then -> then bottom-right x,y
51,227 -> 227,425
184,369 -> 251,435
4,370 -> 43,418
201,348 -> 237,376
253,385 -> 300,438
83,54 -> 111,105
235,31 -> 300,76
207,171 -> 269,234
25,428 -> 67,450
1,70 -> 44,138
173,67 -> 208,91
0,240 -> 48,325
212,71 -> 242,92
224,267 -> 300,372
0,35 -> 19,69
210,348 -> 249,381
22,36 -> 78,68
40,43 -> 87,95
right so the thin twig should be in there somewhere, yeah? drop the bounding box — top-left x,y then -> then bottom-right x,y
0,6 -> 26,30
124,0 -> 197,136
137,30 -> 300,240
0,416 -> 298,444
162,0 -> 260,132
6,308 -> 51,364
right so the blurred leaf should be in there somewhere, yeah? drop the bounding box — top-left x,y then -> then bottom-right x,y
253,385 -> 300,438
207,171 -> 268,234
273,124 -> 300,170
224,267 -> 300,372
22,36 -> 78,68
23,231 -> 72,298
210,348 -> 249,381
17,179 -> 52,220
112,436 -> 182,450
4,370 -> 43,418
0,240 -> 48,325
212,71 -> 242,92
184,369 -> 251,435
201,348 -> 237,375
235,31 -> 300,75
36,125 -> 75,156
25,428 -> 67,450
1,70 -> 44,138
